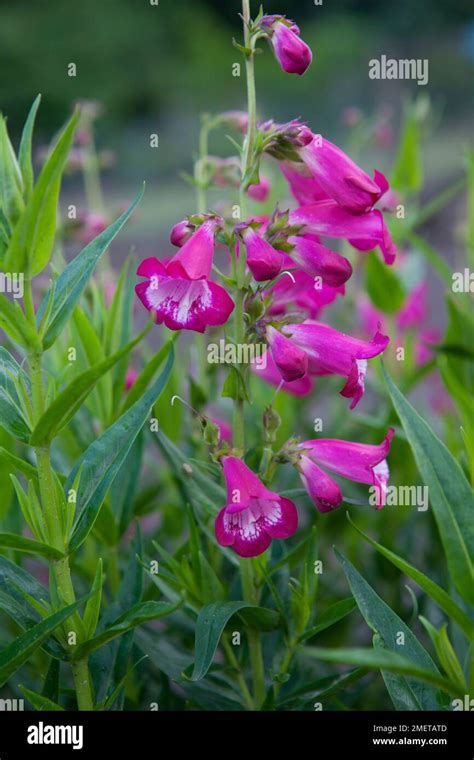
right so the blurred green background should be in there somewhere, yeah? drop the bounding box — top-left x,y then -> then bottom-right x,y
1,0 -> 473,239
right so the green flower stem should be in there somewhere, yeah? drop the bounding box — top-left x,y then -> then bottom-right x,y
71,657 -> 95,712
240,557 -> 266,707
232,0 -> 267,710
221,634 -> 254,710
26,283 -> 94,711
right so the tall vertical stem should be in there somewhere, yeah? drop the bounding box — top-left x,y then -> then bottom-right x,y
26,282 -> 93,711
233,0 -> 266,709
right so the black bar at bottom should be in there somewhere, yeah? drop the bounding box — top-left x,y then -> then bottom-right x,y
0,710 -> 472,757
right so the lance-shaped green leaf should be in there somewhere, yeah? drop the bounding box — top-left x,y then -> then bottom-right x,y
73,599 -> 181,659
335,548 -> 447,710
38,186 -> 144,349
365,250 -> 405,314
5,109 -> 79,276
382,363 -> 474,605
391,101 -> 423,194
0,115 -> 24,225
0,532 -> 64,559
18,94 -> 41,202
19,685 -> 64,711
0,596 -> 86,687
346,515 -> 474,640
191,601 -> 281,682
66,345 -> 174,552
299,598 -> 357,642
29,320 -> 151,445
0,348 -> 32,441
303,646 -> 461,699
83,559 -> 103,640
0,294 -> 40,349
419,617 -> 466,692
0,447 -> 38,481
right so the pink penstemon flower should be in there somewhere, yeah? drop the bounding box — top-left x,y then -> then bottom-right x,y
215,456 -> 298,557
259,15 -> 312,76
267,320 -> 389,408
135,217 -> 234,332
295,429 -> 395,512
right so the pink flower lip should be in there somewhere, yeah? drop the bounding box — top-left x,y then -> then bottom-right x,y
215,456 -> 298,557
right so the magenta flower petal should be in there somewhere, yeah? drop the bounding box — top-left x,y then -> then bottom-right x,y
299,137 -> 385,213
215,456 -> 298,557
136,257 -> 167,278
290,201 -> 397,265
266,325 -> 308,382
298,455 -> 343,513
287,234 -> 353,287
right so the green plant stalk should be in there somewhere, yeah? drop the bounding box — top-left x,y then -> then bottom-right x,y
221,634 -> 254,710
232,0 -> 267,710
26,284 -> 94,711
240,557 -> 266,707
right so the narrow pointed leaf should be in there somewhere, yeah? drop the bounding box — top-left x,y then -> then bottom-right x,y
38,186 -> 144,348
382,363 -> 474,605
67,345 -> 174,552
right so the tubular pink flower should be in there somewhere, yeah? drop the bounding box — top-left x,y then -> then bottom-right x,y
287,234 -> 353,287
135,218 -> 234,333
239,225 -> 283,282
247,175 -> 271,202
260,16 -> 312,76
266,325 -> 308,382
215,456 -> 298,557
282,320 -> 390,408
289,200 -> 397,265
297,428 -> 395,510
299,135 -> 389,213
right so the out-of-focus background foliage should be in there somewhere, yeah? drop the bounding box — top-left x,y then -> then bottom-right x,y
1,0 -> 473,242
